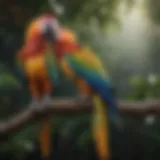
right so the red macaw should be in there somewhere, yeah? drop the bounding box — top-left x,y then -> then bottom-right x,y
16,13 -> 60,160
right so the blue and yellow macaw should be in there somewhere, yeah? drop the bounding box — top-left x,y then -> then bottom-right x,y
16,13 -> 60,160
51,28 -> 118,160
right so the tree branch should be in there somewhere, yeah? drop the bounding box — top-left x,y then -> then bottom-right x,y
0,98 -> 160,140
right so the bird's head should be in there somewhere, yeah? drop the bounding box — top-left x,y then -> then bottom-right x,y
53,28 -> 79,59
38,13 -> 61,43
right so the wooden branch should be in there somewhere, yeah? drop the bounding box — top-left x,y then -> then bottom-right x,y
0,98 -> 160,140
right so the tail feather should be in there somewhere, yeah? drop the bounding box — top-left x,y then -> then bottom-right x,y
39,118 -> 52,160
92,95 -> 110,160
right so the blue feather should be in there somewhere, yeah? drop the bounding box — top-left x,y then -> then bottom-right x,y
65,53 -> 117,118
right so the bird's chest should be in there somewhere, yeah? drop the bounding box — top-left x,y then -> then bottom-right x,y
60,58 -> 91,95
23,37 -> 47,60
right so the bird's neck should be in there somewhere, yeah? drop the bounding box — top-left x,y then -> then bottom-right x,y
54,40 -> 79,60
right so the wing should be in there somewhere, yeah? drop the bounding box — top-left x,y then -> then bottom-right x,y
64,47 -> 117,116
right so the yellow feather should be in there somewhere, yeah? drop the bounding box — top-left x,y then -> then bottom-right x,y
74,47 -> 107,76
92,95 -> 110,160
39,119 -> 52,159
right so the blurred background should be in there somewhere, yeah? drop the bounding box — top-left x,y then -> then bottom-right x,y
1,0 -> 160,159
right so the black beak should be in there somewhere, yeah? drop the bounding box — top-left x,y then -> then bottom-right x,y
44,24 -> 57,43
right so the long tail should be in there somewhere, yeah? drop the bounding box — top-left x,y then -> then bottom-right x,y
39,118 -> 52,160
92,94 -> 110,160
39,81 -> 52,160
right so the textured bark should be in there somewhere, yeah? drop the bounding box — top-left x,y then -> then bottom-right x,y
0,98 -> 160,140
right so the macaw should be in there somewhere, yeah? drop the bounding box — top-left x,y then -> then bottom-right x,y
16,13 -> 60,160
51,28 -> 118,160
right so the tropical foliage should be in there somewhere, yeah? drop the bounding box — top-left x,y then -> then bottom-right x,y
1,0 -> 160,159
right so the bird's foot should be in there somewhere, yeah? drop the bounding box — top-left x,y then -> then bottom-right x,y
41,94 -> 52,107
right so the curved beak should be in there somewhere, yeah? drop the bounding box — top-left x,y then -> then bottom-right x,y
44,23 -> 58,43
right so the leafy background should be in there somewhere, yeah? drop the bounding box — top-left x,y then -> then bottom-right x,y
1,0 -> 160,159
